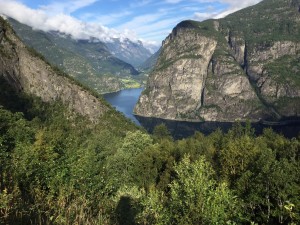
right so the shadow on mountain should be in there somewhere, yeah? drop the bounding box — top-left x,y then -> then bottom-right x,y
135,115 -> 300,140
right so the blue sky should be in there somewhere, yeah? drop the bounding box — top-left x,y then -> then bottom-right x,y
0,0 -> 262,49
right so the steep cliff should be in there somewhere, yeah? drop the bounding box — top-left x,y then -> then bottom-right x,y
135,0 -> 300,122
8,18 -> 141,94
0,17 -> 108,122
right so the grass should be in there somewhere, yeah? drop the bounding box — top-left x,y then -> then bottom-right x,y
7,17 -> 141,93
221,0 -> 300,47
264,55 -> 300,86
121,78 -> 141,89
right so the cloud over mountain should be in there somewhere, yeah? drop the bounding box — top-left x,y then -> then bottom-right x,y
0,0 -> 262,49
0,0 -> 133,43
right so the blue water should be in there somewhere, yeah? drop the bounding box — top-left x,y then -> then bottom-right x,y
104,88 -> 300,139
103,88 -> 143,125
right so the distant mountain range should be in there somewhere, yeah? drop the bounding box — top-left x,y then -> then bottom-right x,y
106,38 -> 153,68
8,18 -> 155,93
139,48 -> 161,72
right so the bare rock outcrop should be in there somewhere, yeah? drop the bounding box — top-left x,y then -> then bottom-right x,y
135,0 -> 300,122
0,17 -> 108,122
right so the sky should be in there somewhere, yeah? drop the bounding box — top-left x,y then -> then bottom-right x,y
0,0 -> 262,50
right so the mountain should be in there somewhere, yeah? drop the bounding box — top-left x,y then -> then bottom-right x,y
139,48 -> 161,72
0,16 -> 110,121
135,0 -> 300,122
1,15 -> 300,225
106,38 -> 153,67
7,18 -> 141,93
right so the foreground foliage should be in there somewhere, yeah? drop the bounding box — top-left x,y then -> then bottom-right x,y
0,84 -> 299,225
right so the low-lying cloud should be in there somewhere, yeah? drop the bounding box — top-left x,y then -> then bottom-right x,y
0,0 -> 263,50
193,0 -> 262,21
215,0 -> 262,18
0,0 -> 141,43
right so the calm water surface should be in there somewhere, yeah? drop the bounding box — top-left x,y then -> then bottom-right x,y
103,88 -> 143,125
104,88 -> 300,139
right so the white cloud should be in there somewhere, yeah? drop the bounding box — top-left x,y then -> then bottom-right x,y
91,10 -> 133,26
0,1 -> 48,29
129,0 -> 154,8
116,10 -> 186,44
117,12 -> 167,31
165,0 -> 183,3
0,0 -> 263,51
220,0 -> 261,5
193,0 -> 261,4
192,0 -> 262,20
213,7 -> 240,19
40,0 -> 100,15
0,0 -> 140,43
214,1 -> 262,19
140,39 -> 161,53
193,12 -> 216,20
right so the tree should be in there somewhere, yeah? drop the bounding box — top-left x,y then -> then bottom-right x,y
231,132 -> 300,224
219,134 -> 259,181
106,131 -> 153,190
140,155 -> 242,225
153,123 -> 172,142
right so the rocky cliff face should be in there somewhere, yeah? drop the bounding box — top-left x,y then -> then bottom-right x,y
106,38 -> 153,67
8,18 -> 141,94
0,17 -> 108,122
135,0 -> 300,122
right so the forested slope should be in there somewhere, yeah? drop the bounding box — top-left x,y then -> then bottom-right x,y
1,83 -> 300,224
0,10 -> 300,225
8,18 -> 142,93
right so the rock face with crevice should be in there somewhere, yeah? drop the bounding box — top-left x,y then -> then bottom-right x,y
135,0 -> 300,122
0,17 -> 108,122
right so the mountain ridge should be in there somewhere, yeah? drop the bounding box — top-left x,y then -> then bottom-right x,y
134,0 -> 300,122
139,48 -> 161,72
7,18 -> 146,93
0,16 -> 110,122
105,38 -> 153,67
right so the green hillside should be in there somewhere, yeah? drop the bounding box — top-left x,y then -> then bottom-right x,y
1,2 -> 300,225
8,18 -> 143,93
1,76 -> 300,224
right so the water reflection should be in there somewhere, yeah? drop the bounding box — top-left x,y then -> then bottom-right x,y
134,115 -> 300,140
103,88 -> 300,139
